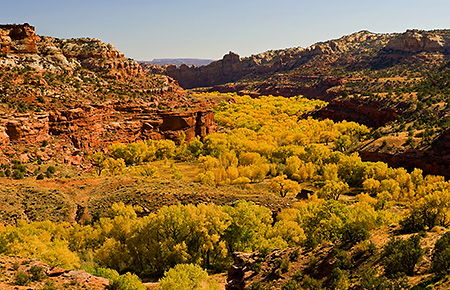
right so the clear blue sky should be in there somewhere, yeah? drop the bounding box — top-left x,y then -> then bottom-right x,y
2,0 -> 450,61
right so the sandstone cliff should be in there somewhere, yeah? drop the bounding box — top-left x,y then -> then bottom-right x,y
0,24 -> 142,79
385,29 -> 450,52
0,23 -> 39,54
141,30 -> 394,90
143,29 -> 450,98
0,24 -> 216,167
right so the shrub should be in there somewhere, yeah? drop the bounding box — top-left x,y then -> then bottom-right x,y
14,270 -> 31,286
273,257 -> 290,275
30,265 -> 46,281
431,231 -> 450,274
333,248 -> 353,270
109,272 -> 146,290
341,222 -> 370,246
158,264 -> 219,290
359,268 -> 409,290
301,276 -> 323,290
248,281 -> 265,290
382,235 -> 423,277
46,165 -> 56,177
328,267 -> 349,290
42,280 -> 58,290
283,279 -> 299,290
12,169 -> 24,180
36,173 -> 45,180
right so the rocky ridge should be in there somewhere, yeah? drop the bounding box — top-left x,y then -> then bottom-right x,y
144,29 -> 450,94
1,24 -> 142,79
141,30 -> 394,90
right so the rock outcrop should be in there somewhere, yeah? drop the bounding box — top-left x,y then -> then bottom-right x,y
226,252 -> 261,290
385,29 -> 450,52
0,24 -> 217,167
0,255 -> 109,290
308,98 -> 407,127
359,128 -> 450,178
143,29 -> 450,99
0,23 -> 142,79
141,30 -> 393,90
0,23 -> 39,54
0,105 -> 215,152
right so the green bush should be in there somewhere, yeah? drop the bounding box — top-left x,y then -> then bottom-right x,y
42,280 -> 58,290
283,279 -> 299,290
158,264 -> 218,290
109,272 -> 146,290
248,281 -> 265,290
431,231 -> 450,274
12,169 -> 24,180
333,248 -> 353,270
341,222 -> 370,246
359,268 -> 409,290
14,270 -> 31,286
328,267 -> 349,290
301,276 -> 323,290
30,265 -> 46,281
382,235 -> 423,277
46,165 -> 56,178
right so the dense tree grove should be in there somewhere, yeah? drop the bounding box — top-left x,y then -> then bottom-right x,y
2,93 -> 450,288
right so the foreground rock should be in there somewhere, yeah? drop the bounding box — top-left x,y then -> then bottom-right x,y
0,255 -> 109,290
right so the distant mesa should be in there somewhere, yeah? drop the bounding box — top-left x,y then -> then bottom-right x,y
141,58 -> 216,67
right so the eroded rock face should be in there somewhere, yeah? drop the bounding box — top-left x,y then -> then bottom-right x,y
0,23 -> 217,165
0,104 -> 215,151
385,30 -> 450,52
141,30 -> 393,90
226,252 -> 261,290
359,127 -> 450,179
308,98 -> 407,128
0,23 -> 143,79
0,23 -> 39,54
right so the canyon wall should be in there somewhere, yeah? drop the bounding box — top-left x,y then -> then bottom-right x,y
0,104 -> 215,153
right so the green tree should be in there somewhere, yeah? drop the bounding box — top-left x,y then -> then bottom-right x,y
89,151 -> 105,176
158,264 -> 219,290
110,272 -> 146,290
431,231 -> 450,274
318,180 -> 349,200
382,235 -> 423,277
268,175 -> 301,197
103,158 -> 126,176
223,200 -> 273,253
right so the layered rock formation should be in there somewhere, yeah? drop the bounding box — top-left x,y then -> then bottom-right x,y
0,23 -> 39,54
0,255 -> 109,290
141,30 -> 394,90
385,29 -> 450,52
144,29 -> 450,98
0,24 -> 217,166
359,127 -> 450,179
308,98 -> 407,127
0,23 -> 142,79
0,105 -> 215,152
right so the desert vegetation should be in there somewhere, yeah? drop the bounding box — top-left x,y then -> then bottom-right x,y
1,93 -> 450,289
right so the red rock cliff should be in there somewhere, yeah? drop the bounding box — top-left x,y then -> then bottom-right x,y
0,23 -> 39,54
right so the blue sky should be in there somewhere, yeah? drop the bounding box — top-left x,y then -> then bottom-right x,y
2,0 -> 450,60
